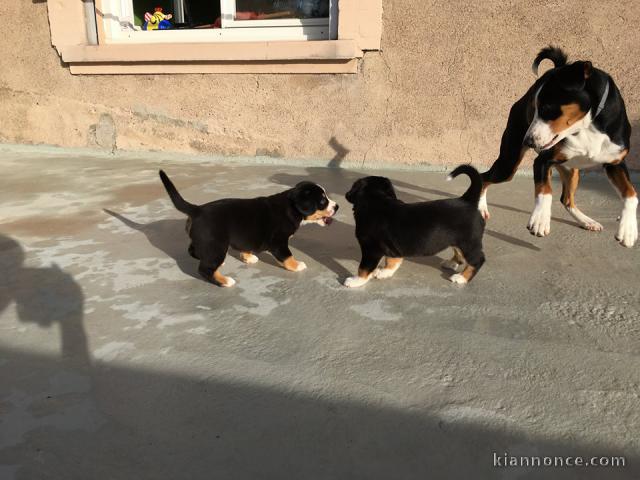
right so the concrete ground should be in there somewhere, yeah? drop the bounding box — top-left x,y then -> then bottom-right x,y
1,147 -> 639,480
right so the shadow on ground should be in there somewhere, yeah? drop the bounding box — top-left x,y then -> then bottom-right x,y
1,343 -> 637,480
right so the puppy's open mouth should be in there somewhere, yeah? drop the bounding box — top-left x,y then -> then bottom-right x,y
322,215 -> 334,225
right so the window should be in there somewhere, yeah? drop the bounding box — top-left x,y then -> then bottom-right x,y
49,0 -> 380,74
99,0 -> 337,43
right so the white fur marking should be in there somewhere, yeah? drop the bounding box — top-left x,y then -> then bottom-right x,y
372,261 -> 401,279
344,275 -> 370,288
616,196 -> 638,248
221,277 -> 236,287
566,206 -> 603,231
527,194 -> 552,236
561,120 -> 624,168
242,253 -> 259,264
293,261 -> 307,272
478,191 -> 490,220
449,273 -> 468,285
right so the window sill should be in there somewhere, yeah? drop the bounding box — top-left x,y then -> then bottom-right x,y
60,40 -> 362,74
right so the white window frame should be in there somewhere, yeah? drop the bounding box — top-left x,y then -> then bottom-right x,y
100,0 -> 333,44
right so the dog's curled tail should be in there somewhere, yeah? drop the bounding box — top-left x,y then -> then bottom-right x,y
447,164 -> 482,205
159,170 -> 199,216
532,46 -> 568,76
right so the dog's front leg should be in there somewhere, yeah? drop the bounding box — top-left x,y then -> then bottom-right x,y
271,243 -> 307,272
344,248 -> 382,288
605,163 -> 638,248
527,154 -> 553,237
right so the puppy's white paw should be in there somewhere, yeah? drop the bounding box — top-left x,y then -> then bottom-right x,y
616,197 -> 638,248
242,253 -> 259,264
527,194 -> 552,237
294,261 -> 307,272
441,259 -> 463,272
478,193 -> 490,220
449,273 -> 468,285
221,277 -> 236,287
372,267 -> 395,279
344,275 -> 369,288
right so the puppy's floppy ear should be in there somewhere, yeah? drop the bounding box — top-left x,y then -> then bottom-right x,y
288,182 -> 316,216
379,177 -> 397,199
346,179 -> 365,204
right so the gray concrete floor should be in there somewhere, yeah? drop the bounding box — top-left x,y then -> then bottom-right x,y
1,148 -> 640,480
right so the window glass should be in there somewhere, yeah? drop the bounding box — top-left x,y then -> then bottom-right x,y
234,0 -> 329,20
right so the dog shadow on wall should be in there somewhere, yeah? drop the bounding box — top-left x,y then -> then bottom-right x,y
269,137 -> 541,280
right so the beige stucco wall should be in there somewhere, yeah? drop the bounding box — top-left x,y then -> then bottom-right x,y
1,1 -> 639,169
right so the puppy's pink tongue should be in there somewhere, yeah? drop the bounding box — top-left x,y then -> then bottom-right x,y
324,217 -> 334,225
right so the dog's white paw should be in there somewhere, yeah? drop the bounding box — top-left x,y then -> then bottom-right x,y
294,261 -> 307,272
344,275 -> 369,288
242,253 -> 259,264
566,207 -> 603,232
372,267 -> 395,279
616,197 -> 638,248
527,194 -> 552,237
582,220 -> 604,232
441,259 -> 463,272
449,273 -> 468,285
478,193 -> 490,220
221,277 -> 236,287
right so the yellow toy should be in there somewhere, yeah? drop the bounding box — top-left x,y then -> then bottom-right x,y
143,7 -> 173,30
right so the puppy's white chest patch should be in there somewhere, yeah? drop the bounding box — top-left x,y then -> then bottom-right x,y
561,125 -> 623,169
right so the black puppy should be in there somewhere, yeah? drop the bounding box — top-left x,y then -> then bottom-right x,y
159,170 -> 338,287
344,165 -> 485,287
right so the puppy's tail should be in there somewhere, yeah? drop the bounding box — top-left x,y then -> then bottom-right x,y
447,164 -> 482,205
159,170 -> 199,216
532,46 -> 568,76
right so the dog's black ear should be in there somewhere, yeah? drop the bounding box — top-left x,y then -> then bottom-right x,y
563,61 -> 590,90
346,179 -> 365,204
288,183 -> 316,216
379,177 -> 397,199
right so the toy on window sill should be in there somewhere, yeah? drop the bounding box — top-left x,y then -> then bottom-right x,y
143,7 -> 173,30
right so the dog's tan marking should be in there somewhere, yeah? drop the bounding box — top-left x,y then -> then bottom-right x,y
305,208 -> 333,222
549,103 -> 587,134
461,265 -> 476,281
213,270 -> 235,287
556,165 -> 579,208
357,268 -> 372,279
384,257 -> 402,270
607,167 -> 637,199
534,166 -> 553,196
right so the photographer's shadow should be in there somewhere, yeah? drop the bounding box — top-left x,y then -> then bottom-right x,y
0,233 -> 89,368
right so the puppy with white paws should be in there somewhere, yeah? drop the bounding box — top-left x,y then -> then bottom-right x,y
160,170 -> 337,287
344,165 -> 486,288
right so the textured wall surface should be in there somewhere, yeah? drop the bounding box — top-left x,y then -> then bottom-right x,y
1,1 -> 638,168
